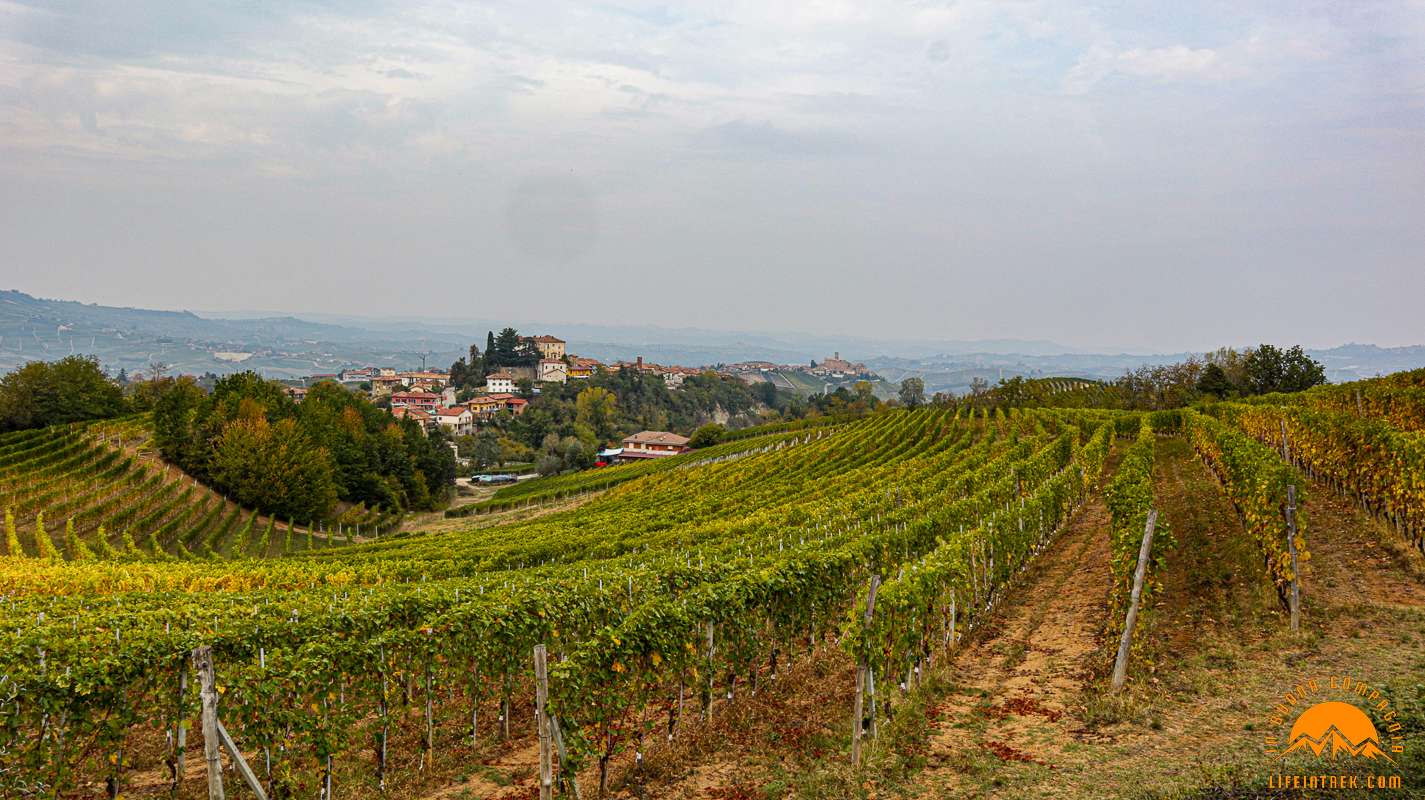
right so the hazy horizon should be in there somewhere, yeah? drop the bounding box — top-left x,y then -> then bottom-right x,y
3,2 -> 1422,352
5,285 -> 1420,361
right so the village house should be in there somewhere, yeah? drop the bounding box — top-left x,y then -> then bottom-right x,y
525,335 -> 566,361
538,359 -> 569,384
340,367 -> 376,382
390,391 -> 441,413
285,386 -> 308,403
567,356 -> 600,379
369,374 -> 404,397
399,371 -> 448,391
618,430 -> 691,460
469,394 -> 528,418
433,406 -> 475,436
484,371 -> 517,394
391,406 -> 434,431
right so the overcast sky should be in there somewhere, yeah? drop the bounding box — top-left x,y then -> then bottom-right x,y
1,1 -> 1422,351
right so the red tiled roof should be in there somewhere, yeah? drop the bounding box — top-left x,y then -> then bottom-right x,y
623,431 -> 690,446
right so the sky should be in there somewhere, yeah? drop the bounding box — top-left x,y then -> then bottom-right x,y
1,1 -> 1422,352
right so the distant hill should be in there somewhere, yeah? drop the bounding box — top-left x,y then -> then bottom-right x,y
0,290 -> 468,377
3,290 -> 1422,390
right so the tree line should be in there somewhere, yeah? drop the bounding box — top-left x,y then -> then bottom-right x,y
150,374 -> 457,522
959,344 -> 1327,411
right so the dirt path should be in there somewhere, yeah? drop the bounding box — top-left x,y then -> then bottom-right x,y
885,437 -> 1425,800
1300,485 -> 1425,611
905,483 -> 1113,797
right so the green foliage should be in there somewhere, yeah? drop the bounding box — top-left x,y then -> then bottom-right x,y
4,507 -> 22,557
1185,408 -> 1308,600
898,377 -> 926,408
1243,344 -> 1326,395
211,415 -> 337,521
688,423 -> 726,449
63,518 -> 93,561
33,511 -> 59,559
152,371 -> 455,518
1103,417 -> 1171,670
574,386 -> 619,442
0,356 -> 128,432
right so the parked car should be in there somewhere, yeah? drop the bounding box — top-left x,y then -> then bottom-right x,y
473,473 -> 518,485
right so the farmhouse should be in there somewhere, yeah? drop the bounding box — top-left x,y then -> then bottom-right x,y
619,431 -> 690,460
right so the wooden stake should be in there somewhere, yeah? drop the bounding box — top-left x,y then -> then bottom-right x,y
172,665 -> 188,797
191,646 -> 224,800
1286,485 -> 1301,632
851,574 -> 881,770
215,721 -> 269,800
1111,510 -> 1158,693
534,645 -> 552,800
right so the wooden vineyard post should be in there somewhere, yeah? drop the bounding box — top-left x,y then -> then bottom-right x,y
172,664 -> 188,797
534,644 -> 553,800
1111,510 -> 1157,693
851,574 -> 881,770
192,646 -> 224,800
1286,485 -> 1301,633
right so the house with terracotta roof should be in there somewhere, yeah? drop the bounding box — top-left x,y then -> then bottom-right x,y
618,431 -> 690,460
538,358 -> 569,384
469,394 -> 528,418
399,371 -> 449,391
485,371 -> 517,394
390,391 -> 441,413
524,335 -> 566,360
567,356 -> 600,379
434,406 -> 475,436
392,406 -> 435,431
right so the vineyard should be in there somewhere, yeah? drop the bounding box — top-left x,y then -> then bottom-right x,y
0,375 -> 1418,799
0,417 -> 392,564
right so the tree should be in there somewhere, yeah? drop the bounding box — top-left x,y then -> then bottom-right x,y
1244,344 -> 1325,395
688,423 -> 725,448
486,331 -> 498,368
211,415 -> 337,521
853,380 -> 876,405
1196,363 -> 1234,398
0,356 -> 128,431
575,386 -> 619,441
898,376 -> 926,408
470,429 -> 503,469
1279,345 -> 1327,392
495,328 -> 525,367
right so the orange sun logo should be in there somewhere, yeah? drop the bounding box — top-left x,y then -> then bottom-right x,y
1281,701 -> 1394,763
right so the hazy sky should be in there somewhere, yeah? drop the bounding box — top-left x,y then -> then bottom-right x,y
2,1 -> 1422,351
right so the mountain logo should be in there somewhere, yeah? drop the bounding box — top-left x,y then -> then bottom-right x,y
1280,701 -> 1393,763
